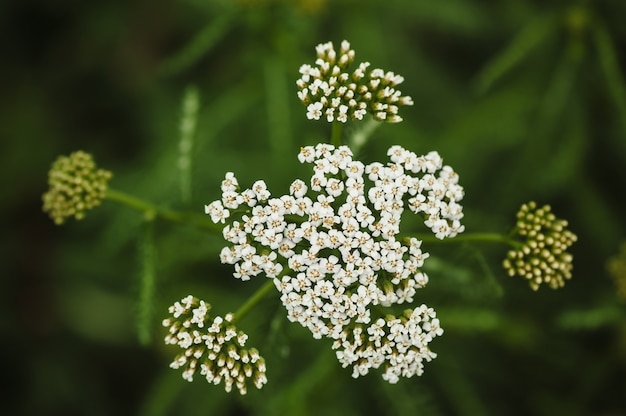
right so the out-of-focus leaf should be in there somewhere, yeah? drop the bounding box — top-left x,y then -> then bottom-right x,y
436,82 -> 537,160
375,377 -> 442,416
556,303 -> 623,330
138,369 -> 186,416
385,0 -> 488,34
438,307 -> 502,332
594,19 -> 626,141
178,85 -> 200,203
158,11 -> 236,78
137,218 -> 156,346
433,354 -> 489,416
423,253 -> 504,303
58,284 -> 135,345
495,47 -> 581,202
474,12 -> 558,94
533,99 -> 587,194
264,56 -> 292,157
264,346 -> 343,416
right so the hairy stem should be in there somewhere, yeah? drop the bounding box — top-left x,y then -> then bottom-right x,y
105,188 -> 221,232
137,218 -> 156,346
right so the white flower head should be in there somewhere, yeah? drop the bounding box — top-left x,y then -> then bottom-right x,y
163,296 -> 267,395
296,40 -> 413,123
204,143 -> 464,383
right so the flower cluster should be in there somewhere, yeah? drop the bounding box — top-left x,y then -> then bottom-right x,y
162,295 -> 267,395
335,305 -> 443,383
42,150 -> 112,225
205,143 -> 464,381
502,201 -> 577,290
296,40 -> 414,123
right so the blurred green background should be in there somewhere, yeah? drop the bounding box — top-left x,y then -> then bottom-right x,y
2,0 -> 626,414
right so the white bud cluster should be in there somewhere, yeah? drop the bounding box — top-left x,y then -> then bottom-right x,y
334,305 -> 443,383
296,40 -> 414,123
162,295 -> 267,395
205,144 -> 464,382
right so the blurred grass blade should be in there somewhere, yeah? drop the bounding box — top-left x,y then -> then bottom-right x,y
468,245 -> 504,298
385,0 -> 486,33
264,305 -> 290,359
594,20 -> 626,137
497,47 -> 580,202
536,46 -> 580,135
556,305 -> 623,330
540,101 -> 587,191
263,56 -> 291,156
178,85 -> 200,203
137,217 -> 156,346
474,13 -> 557,94
265,348 -> 337,416
375,377 -> 442,415
158,12 -> 235,77
438,307 -> 502,332
433,355 -> 488,416
195,78 -> 262,152
138,370 -> 185,416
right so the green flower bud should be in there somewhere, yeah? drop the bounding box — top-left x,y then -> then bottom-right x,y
42,151 -> 112,225
503,202 -> 577,290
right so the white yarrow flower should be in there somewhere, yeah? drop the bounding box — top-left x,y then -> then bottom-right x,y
205,143 -> 464,382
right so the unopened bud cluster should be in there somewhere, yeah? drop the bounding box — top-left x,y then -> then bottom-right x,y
162,295 -> 267,395
503,202 -> 577,290
297,40 -> 414,123
205,143 -> 464,381
607,242 -> 626,301
42,151 -> 112,225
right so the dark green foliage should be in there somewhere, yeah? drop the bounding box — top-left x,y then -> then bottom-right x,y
2,0 -> 626,414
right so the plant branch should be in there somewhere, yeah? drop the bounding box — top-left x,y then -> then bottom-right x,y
331,121 -> 343,147
233,279 -> 276,323
105,188 -> 222,232
405,232 -> 522,248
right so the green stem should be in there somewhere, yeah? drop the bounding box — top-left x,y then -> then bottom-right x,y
105,188 -> 221,232
406,232 -> 522,248
106,189 -> 157,215
330,121 -> 343,147
233,279 -> 276,323
348,117 -> 380,154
